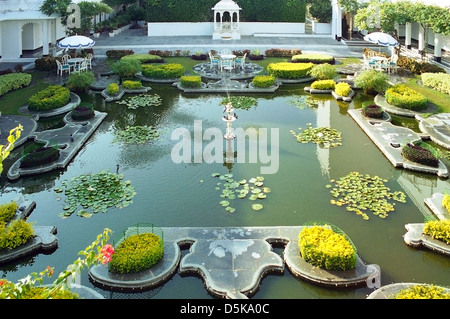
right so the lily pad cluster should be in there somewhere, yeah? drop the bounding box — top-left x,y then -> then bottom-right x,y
221,96 -> 258,110
117,93 -> 162,109
287,95 -> 319,109
326,171 -> 407,220
290,123 -> 342,148
113,125 -> 160,144
54,170 -> 136,218
212,173 -> 271,213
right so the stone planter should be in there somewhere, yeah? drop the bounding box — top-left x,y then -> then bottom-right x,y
312,21 -> 331,34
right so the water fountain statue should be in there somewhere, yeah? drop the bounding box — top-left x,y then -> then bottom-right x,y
223,101 -> 237,140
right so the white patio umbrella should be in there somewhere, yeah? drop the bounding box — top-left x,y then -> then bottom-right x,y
364,32 -> 398,55
364,32 -> 398,47
57,35 -> 95,49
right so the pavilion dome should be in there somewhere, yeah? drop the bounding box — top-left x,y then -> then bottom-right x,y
212,0 -> 241,10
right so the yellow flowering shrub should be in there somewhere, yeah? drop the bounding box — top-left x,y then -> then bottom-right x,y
442,193 -> 450,213
423,219 -> 450,244
334,82 -> 351,97
267,62 -> 314,79
298,225 -> 356,271
392,284 -> 450,299
311,79 -> 336,90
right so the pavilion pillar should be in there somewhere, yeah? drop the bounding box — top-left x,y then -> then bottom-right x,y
405,22 -> 411,49
418,25 -> 425,55
433,33 -> 442,62
42,20 -> 49,56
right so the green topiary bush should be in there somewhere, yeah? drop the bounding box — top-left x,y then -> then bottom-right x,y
311,79 -> 336,90
307,63 -> 337,80
108,232 -> 164,274
334,82 -> 351,97
121,54 -> 163,64
180,75 -> 202,88
28,85 -> 71,111
122,80 -> 143,90
292,53 -> 335,64
385,84 -> 428,110
141,63 -> 185,79
66,71 -> 95,92
267,62 -> 314,79
354,70 -> 390,95
111,59 -> 142,79
252,75 -> 276,88
107,83 -> 120,95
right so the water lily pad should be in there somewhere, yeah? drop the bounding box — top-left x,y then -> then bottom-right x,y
252,204 -> 264,211
226,207 -> 236,213
220,200 -> 230,207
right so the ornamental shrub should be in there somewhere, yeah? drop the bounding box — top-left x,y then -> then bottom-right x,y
334,82 -> 351,97
19,286 -> 79,299
109,232 -> 164,274
107,83 -> 119,95
393,284 -> 450,299
311,79 -> 336,90
111,59 -> 142,79
308,63 -> 337,80
421,73 -> 450,95
443,194 -> 450,213
0,201 -> 18,223
354,70 -> 390,95
298,225 -> 356,271
28,85 -> 70,111
141,63 -> 185,79
122,80 -> 143,90
252,75 -> 275,88
267,62 -> 314,79
423,219 -> 450,244
265,48 -> 302,57
401,142 -> 439,167
20,145 -> 60,168
66,71 -> 95,92
121,54 -> 163,64
106,49 -> 134,59
180,75 -> 202,88
0,73 -> 32,97
34,56 -> 58,71
0,219 -> 35,251
292,53 -> 335,64
362,104 -> 383,119
385,84 -> 428,110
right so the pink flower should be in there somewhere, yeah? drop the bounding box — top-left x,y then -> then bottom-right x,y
99,244 -> 114,264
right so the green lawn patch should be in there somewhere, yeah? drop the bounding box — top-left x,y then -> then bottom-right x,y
404,76 -> 450,113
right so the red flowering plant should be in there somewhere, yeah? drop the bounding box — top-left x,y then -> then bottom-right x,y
0,228 -> 113,299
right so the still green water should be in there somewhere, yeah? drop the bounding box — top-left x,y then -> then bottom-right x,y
1,82 -> 449,299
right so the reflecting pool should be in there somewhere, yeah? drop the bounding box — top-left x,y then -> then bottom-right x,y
1,82 -> 449,299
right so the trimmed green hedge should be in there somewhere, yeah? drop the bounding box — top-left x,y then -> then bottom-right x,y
0,219 -> 35,251
291,53 -> 335,64
122,80 -> 143,90
28,85 -> 70,111
0,202 -> 18,223
142,63 -> 185,79
109,232 -> 164,274
311,79 -> 335,90
0,73 -> 32,97
252,75 -> 275,88
121,54 -> 163,64
267,62 -> 313,79
180,75 -> 202,88
385,84 -> 428,110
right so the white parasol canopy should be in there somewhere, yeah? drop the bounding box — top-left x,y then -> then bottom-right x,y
57,35 -> 95,49
363,32 -> 398,47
